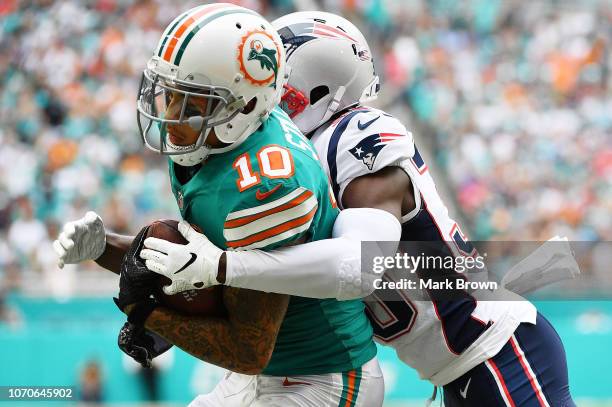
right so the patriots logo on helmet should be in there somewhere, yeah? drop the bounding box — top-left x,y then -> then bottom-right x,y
349,133 -> 403,170
277,20 -> 357,59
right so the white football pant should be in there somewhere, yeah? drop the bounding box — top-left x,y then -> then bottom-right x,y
189,357 -> 384,407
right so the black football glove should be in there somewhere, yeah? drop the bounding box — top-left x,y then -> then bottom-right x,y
117,321 -> 173,368
115,225 -> 158,312
114,225 -> 173,368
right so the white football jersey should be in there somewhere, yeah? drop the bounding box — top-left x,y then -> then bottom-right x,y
310,106 -> 537,386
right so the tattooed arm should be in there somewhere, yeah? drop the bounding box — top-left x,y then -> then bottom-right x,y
142,287 -> 289,374
136,238 -> 304,372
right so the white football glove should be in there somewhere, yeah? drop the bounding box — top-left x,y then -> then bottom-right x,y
140,220 -> 223,295
53,211 -> 106,268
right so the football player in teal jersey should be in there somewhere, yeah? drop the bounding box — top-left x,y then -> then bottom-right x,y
54,4 -> 382,406
138,10 -> 575,407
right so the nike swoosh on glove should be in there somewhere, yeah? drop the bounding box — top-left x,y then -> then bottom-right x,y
53,211 -> 106,268
140,221 -> 223,295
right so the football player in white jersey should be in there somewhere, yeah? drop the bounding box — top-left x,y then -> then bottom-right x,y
137,11 -> 575,407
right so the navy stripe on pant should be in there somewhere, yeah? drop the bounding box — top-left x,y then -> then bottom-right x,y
443,312 -> 575,407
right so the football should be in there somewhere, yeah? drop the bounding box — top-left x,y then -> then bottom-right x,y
146,219 -> 227,318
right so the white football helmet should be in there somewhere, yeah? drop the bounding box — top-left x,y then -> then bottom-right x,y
137,3 -> 287,165
272,12 -> 379,135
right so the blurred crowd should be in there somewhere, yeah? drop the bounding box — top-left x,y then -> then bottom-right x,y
0,0 -> 610,280
372,0 -> 611,241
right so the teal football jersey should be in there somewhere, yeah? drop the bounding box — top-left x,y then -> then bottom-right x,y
168,107 -> 376,375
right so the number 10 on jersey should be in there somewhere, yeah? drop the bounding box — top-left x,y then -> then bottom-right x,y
233,145 -> 295,192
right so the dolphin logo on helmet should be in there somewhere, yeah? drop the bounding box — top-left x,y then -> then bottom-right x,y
247,39 -> 279,88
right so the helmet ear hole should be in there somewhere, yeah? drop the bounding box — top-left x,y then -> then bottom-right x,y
241,97 -> 257,115
310,86 -> 329,105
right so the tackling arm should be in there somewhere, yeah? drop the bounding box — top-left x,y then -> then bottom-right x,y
95,233 -> 134,275
341,166 -> 413,218
224,166 -> 411,299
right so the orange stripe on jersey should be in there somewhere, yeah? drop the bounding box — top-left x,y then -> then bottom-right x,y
224,190 -> 313,229
226,205 -> 317,248
162,4 -> 228,62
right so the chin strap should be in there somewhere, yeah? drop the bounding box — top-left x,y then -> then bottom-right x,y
360,75 -> 380,103
166,123 -> 212,166
424,386 -> 437,407
168,110 -> 263,166
168,142 -> 211,166
319,86 -> 346,126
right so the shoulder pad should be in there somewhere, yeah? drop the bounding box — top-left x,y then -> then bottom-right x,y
322,108 -> 415,201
